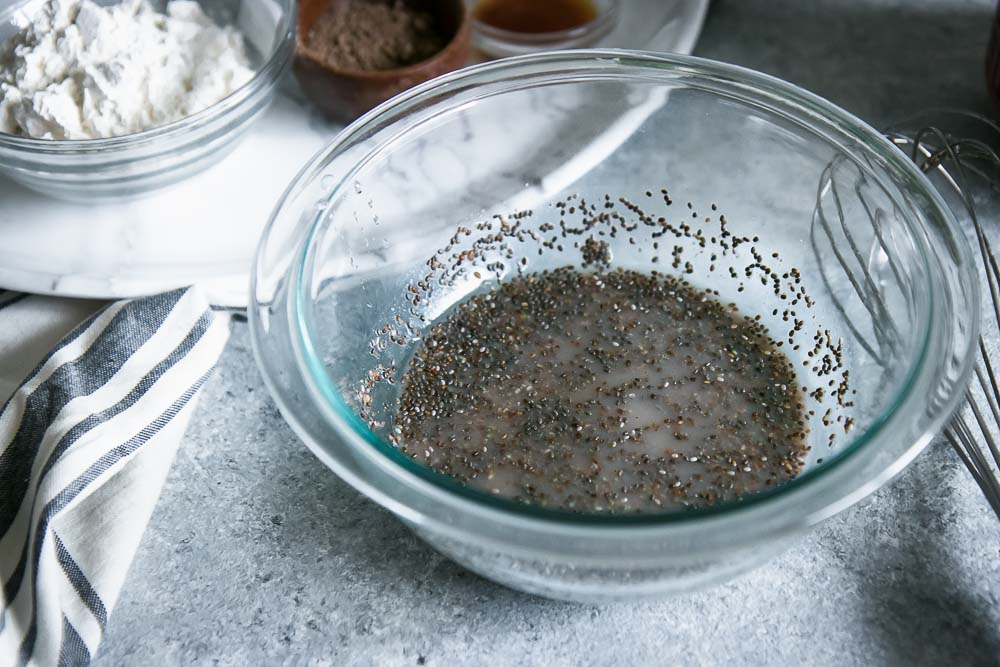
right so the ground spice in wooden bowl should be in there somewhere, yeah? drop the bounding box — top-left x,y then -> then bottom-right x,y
305,0 -> 446,71
293,0 -> 469,120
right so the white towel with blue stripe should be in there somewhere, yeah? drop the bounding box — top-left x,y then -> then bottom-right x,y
0,287 -> 230,666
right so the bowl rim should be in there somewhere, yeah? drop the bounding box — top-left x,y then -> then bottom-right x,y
0,0 -> 296,149
266,49 -> 977,530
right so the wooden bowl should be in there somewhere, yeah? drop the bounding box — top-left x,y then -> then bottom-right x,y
294,0 -> 472,123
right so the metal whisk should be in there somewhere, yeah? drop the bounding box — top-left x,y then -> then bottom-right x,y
886,111 -> 1000,520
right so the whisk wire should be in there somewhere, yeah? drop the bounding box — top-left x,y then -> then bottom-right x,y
905,119 -> 1000,521
818,113 -> 1000,520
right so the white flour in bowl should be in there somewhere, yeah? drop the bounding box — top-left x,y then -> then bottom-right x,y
0,0 -> 254,139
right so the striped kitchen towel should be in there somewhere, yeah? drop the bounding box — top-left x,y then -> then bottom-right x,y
0,287 -> 230,666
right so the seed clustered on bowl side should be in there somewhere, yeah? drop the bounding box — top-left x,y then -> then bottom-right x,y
359,190 -> 856,514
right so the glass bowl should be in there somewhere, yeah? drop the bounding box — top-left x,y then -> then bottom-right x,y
0,0 -> 295,202
250,50 -> 979,602
469,0 -> 619,59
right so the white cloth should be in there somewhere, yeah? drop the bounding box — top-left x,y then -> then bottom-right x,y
0,287 -> 229,665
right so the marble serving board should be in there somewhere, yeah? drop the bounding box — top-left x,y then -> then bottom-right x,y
0,0 -> 708,307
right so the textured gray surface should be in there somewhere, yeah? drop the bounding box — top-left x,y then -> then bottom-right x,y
96,1 -> 1000,665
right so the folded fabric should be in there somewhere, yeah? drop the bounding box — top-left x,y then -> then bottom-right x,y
0,293 -> 105,405
0,287 -> 230,666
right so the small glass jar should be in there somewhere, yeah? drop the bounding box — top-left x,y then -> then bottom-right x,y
471,0 -> 619,59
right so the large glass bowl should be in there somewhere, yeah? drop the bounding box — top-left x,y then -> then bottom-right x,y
250,51 -> 979,602
0,0 -> 294,202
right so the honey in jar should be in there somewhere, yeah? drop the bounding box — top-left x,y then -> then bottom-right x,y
474,0 -> 599,33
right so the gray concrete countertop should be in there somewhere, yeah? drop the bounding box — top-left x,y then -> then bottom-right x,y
96,1 -> 1000,665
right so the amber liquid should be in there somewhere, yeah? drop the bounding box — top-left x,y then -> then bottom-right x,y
474,0 -> 598,33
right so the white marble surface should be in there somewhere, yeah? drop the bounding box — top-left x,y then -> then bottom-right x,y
0,86 -> 336,307
0,2 -> 708,307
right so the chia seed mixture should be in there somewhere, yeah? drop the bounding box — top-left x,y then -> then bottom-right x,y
394,268 -> 809,512
357,190 -> 856,514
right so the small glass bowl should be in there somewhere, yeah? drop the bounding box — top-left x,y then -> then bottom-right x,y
251,50 -> 980,602
0,0 -> 295,202
470,0 -> 619,59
